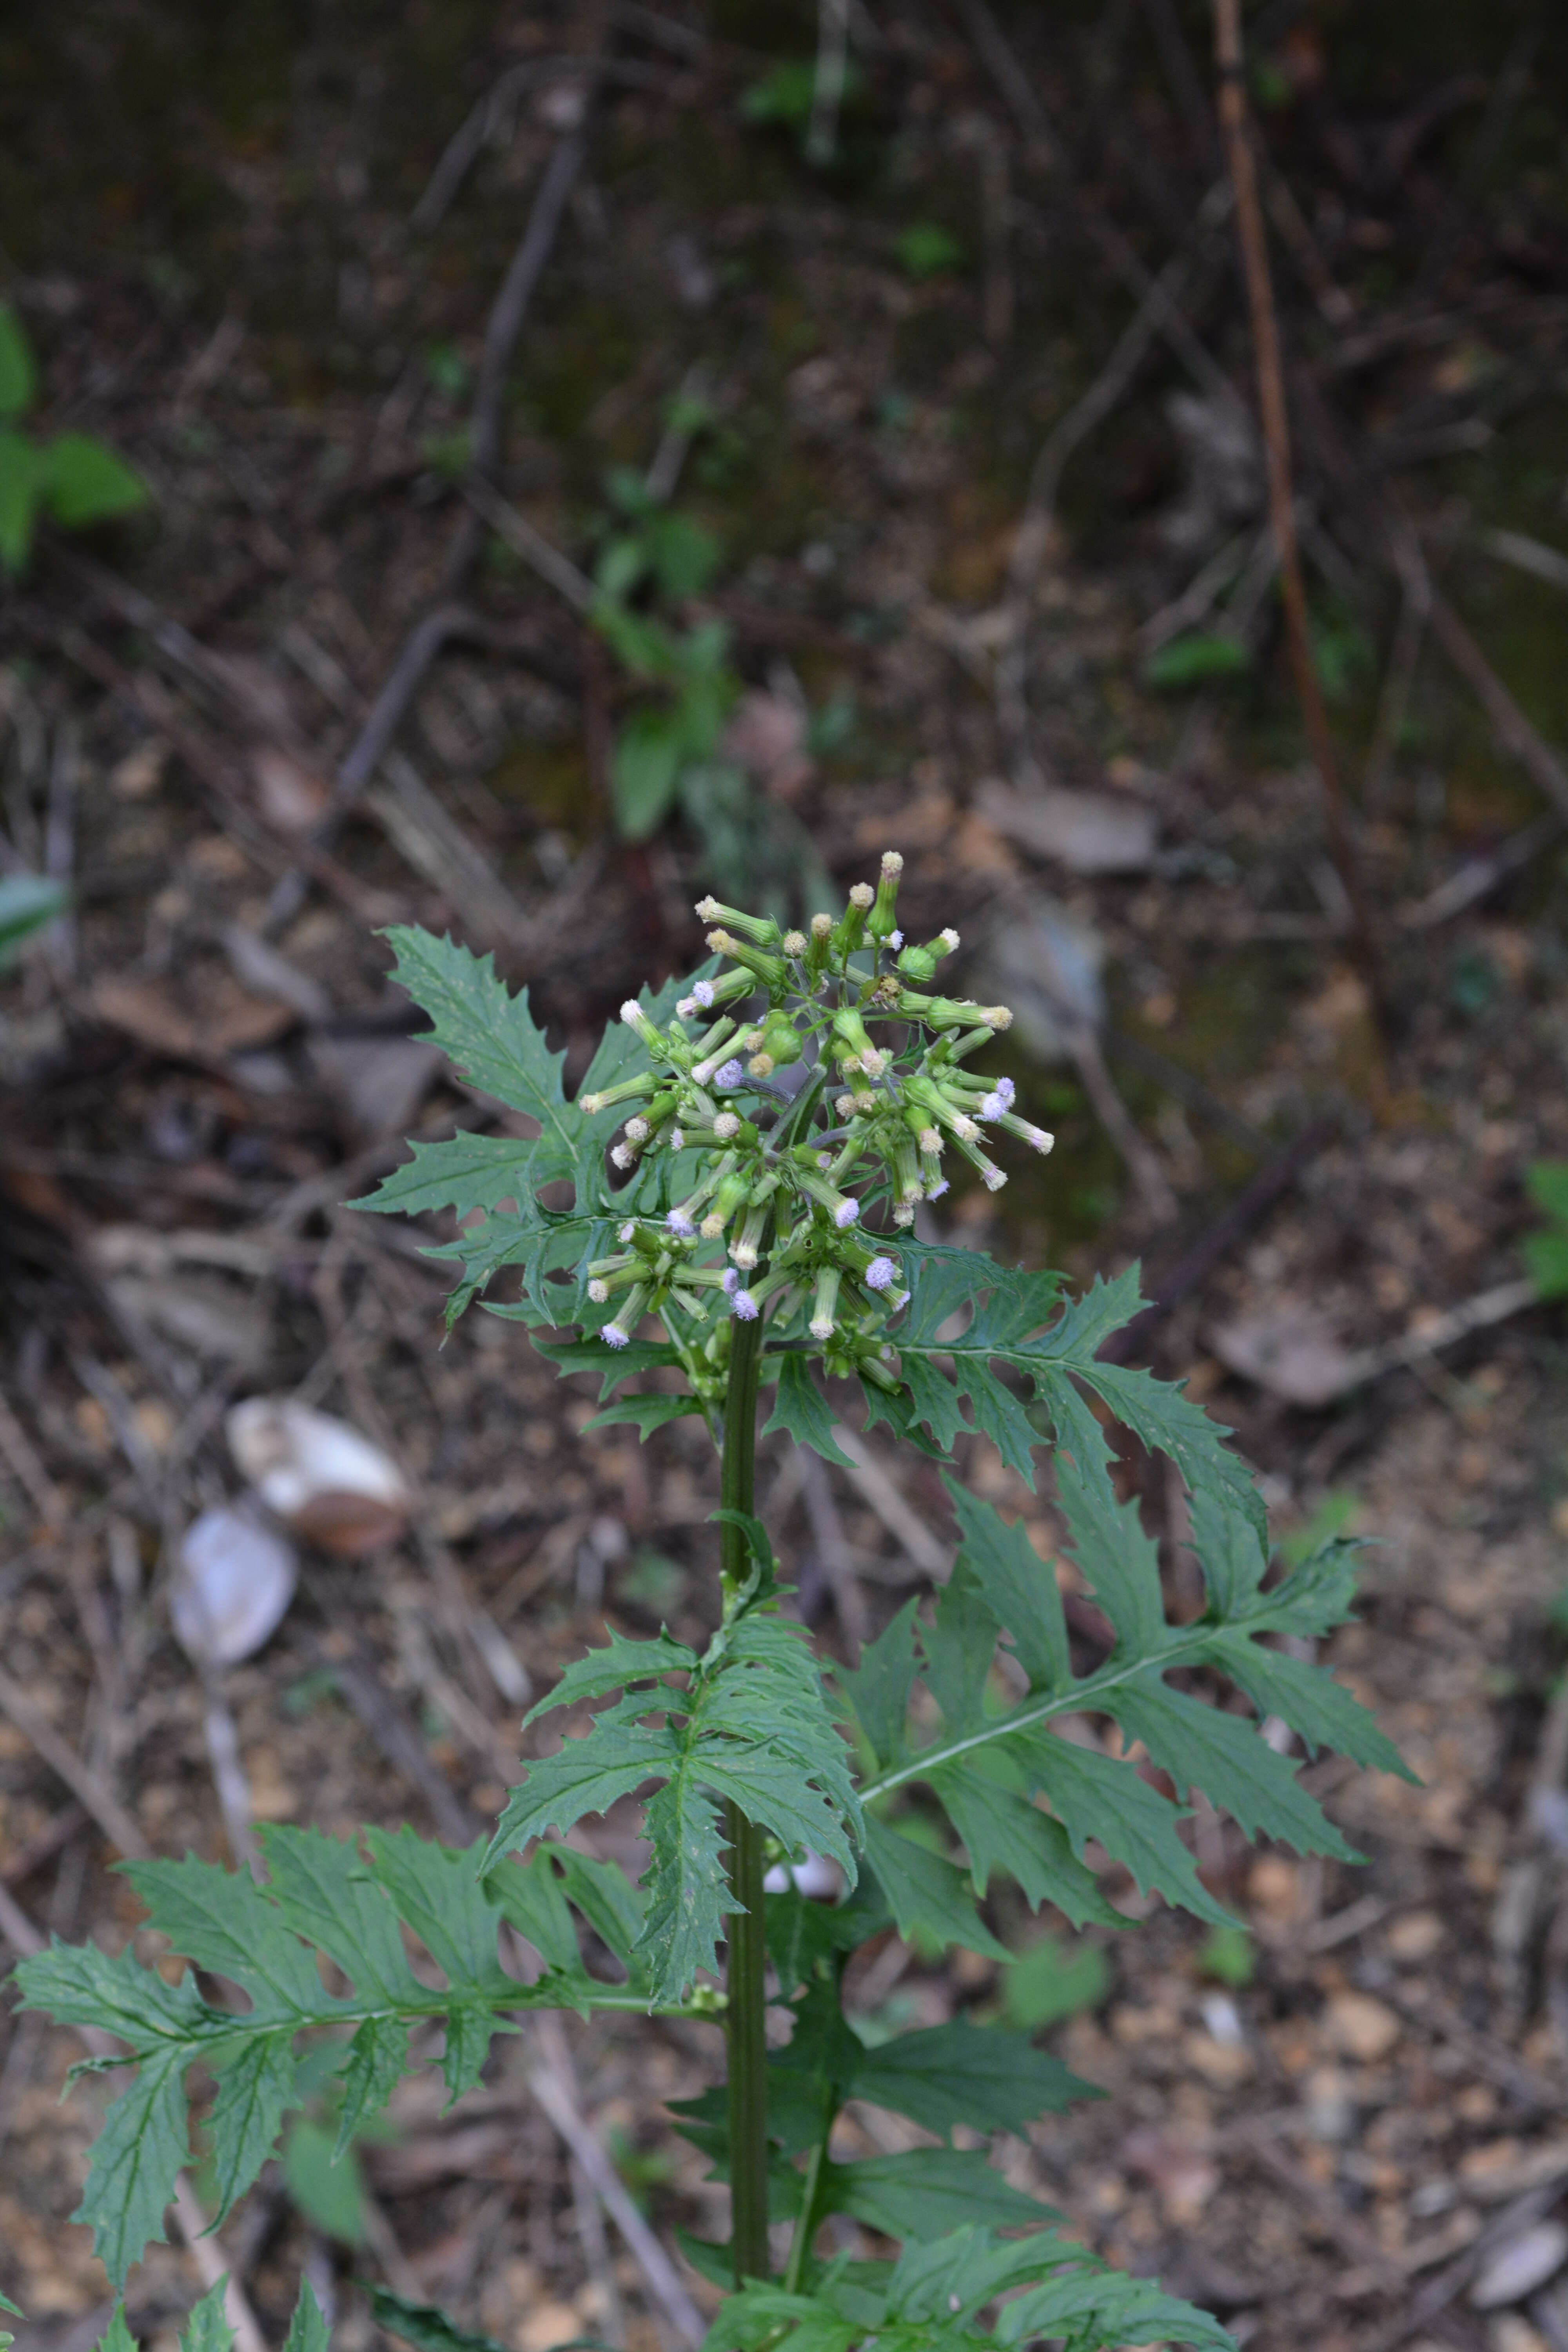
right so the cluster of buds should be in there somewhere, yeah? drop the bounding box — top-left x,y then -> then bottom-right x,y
574,852 -> 1052,1356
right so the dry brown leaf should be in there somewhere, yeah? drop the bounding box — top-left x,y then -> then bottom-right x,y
1208,1307 -> 1363,1409
977,779 -> 1160,875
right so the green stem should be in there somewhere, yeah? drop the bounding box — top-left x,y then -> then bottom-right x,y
782,2094 -> 836,2294
721,1307 -> 770,2287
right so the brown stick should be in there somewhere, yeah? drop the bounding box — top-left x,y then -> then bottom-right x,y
1210,0 -> 1384,1031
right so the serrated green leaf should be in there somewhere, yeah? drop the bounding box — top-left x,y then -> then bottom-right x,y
179,2278 -> 235,2352
1188,1486 -> 1267,1619
931,1764 -> 1125,1925
1053,1451 -> 1165,1657
1018,1728 -> 1232,1925
483,1719 -> 679,1874
349,1132 -> 543,1219
850,2017 -> 1096,2140
118,1854 -> 330,2019
73,2044 -> 189,2287
439,2004 -> 497,2103
206,2032 -> 296,2222
374,930 -> 585,1171
41,433 -> 149,529
532,1334 -> 682,1399
822,2148 -> 1053,2238
525,1630 -> 699,1729
537,1845 -> 646,1968
583,1392 -> 705,1437
1250,1535 -> 1363,1635
637,1773 -> 736,2000
862,1819 -> 1009,1962
362,1830 -> 514,2000
0,306 -> 37,418
482,1849 -> 581,1974
943,1482 -> 1068,1693
1197,1631 -> 1416,1779
281,2278 -> 330,2352
14,1934 -> 208,2049
0,429 -> 45,572
918,1567 -> 999,1746
334,2016 -> 410,2159
838,1599 -> 919,1771
256,1826 -> 422,2008
1106,1674 -> 1358,1860
93,2312 -> 138,2352
762,1354 -> 855,1467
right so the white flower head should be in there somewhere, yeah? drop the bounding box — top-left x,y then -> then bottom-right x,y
676,997 -> 698,1020
926,1175 -> 949,1200
888,929 -> 904,951
610,1143 -> 635,1170
602,1321 -> 631,1349
715,1058 -> 745,1091
809,1315 -> 835,1341
670,1126 -> 685,1151
782,930 -> 807,956
588,1279 -> 610,1304
625,1116 -> 650,1143
849,882 -> 875,909
730,1287 -> 760,1322
666,1207 -> 696,1239
833,1198 -> 859,1229
864,1256 -> 898,1292
893,1202 -> 916,1227
619,1221 -> 638,1243
713,1112 -> 741,1141
982,1165 -> 1008,1192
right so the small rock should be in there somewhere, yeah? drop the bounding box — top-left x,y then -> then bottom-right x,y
1323,1991 -> 1401,2063
228,1396 -> 410,1555
1470,2221 -> 1568,2310
172,1509 -> 298,1666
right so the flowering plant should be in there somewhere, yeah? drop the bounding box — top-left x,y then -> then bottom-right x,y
13,857 -> 1408,2352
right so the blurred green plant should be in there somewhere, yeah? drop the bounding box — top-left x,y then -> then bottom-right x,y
1197,1923 -> 1256,1988
0,872 -> 68,975
1524,1164 -> 1568,1301
1002,1933 -> 1112,2031
895,224 -> 965,281
1142,632 -> 1252,690
740,58 -> 864,140
0,305 -> 149,575
587,463 -> 832,916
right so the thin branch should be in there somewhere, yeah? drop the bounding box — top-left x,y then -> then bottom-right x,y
1210,0 -> 1383,1027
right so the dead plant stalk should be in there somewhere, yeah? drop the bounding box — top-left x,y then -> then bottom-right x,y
1210,0 -> 1385,1036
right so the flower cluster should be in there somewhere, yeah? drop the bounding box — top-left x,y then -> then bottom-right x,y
577,853 -> 1053,1354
